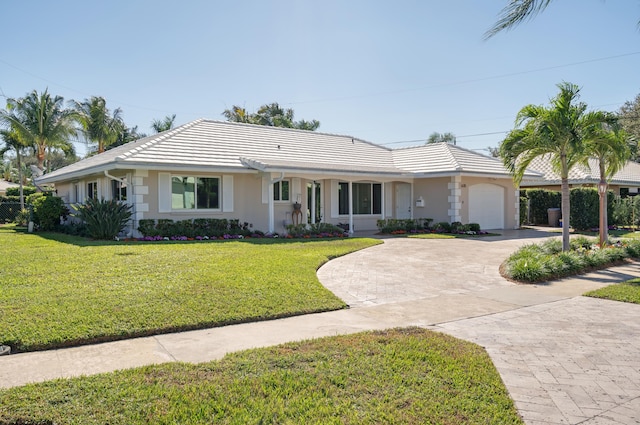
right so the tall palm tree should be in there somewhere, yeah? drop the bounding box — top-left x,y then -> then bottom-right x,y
0,89 -> 78,171
0,128 -> 28,209
500,82 -> 614,251
71,96 -> 124,154
582,123 -> 631,246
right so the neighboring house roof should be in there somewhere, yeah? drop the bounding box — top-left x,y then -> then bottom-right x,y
0,180 -> 19,194
36,119 -> 527,184
520,155 -> 640,187
392,143 -> 536,178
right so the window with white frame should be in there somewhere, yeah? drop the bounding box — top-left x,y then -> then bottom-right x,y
171,176 -> 219,210
87,181 -> 98,200
338,182 -> 381,215
273,180 -> 290,202
111,179 -> 127,201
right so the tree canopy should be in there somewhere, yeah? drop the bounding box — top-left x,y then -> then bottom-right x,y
151,114 -> 176,134
222,103 -> 320,131
71,96 -> 124,154
427,132 -> 457,145
0,89 -> 78,171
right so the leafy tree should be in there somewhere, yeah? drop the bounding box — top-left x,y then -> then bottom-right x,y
151,114 -> 176,133
618,93 -> 640,160
107,125 -> 147,151
0,128 -> 28,208
427,132 -> 457,145
71,96 -> 124,154
222,103 -> 320,131
582,124 -> 631,245
499,82 -> 615,251
0,89 -> 78,171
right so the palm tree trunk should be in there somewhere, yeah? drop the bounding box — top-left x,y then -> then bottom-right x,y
561,176 -> 570,251
17,150 -> 24,210
37,143 -> 46,172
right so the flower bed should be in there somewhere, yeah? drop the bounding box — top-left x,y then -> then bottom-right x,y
501,236 -> 640,283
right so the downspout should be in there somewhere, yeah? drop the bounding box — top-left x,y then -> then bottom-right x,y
104,171 -> 135,237
268,172 -> 285,234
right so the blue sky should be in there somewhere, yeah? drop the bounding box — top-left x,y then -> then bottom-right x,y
2,0 -> 640,156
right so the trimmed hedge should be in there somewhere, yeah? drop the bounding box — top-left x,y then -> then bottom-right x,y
138,218 -> 252,238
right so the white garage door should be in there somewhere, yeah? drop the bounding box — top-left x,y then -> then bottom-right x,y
468,183 -> 504,230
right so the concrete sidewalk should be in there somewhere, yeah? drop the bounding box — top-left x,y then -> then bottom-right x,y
2,229 -> 640,424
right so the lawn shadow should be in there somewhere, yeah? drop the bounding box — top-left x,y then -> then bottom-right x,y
17,228 -> 376,248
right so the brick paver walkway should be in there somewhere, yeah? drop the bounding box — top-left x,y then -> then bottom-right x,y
438,297 -> 640,425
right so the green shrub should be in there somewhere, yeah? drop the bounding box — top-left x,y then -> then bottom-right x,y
503,236 -> 637,283
5,186 -> 37,197
570,188 -> 599,231
138,219 -> 159,237
14,208 -> 30,226
30,194 -> 68,231
522,189 -> 561,225
433,221 -> 452,232
72,198 -> 133,240
468,223 -> 481,232
519,196 -> 529,224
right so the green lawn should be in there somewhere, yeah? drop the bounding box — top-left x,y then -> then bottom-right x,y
585,278 -> 640,303
0,328 -> 524,425
0,226 -> 379,352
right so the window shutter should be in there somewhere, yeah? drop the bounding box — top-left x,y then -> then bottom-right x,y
330,180 -> 339,218
385,182 -> 392,218
222,175 -> 234,212
158,172 -> 171,212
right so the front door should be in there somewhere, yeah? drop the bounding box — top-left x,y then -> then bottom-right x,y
395,183 -> 412,219
307,182 -> 322,223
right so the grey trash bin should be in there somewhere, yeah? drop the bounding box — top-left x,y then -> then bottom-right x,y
547,208 -> 561,227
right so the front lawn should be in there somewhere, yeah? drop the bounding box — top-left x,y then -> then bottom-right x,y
0,226 -> 379,352
0,328 -> 524,424
585,278 -> 640,304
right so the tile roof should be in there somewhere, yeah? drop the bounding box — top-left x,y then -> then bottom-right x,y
36,119 -> 522,183
521,155 -> 640,186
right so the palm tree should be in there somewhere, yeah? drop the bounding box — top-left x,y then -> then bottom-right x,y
499,82 -> 615,251
222,106 -> 254,124
151,114 -> 176,133
485,0 -> 552,38
582,123 -> 631,246
486,1 -> 639,38
0,128 -> 28,209
0,89 -> 78,171
71,96 -> 124,154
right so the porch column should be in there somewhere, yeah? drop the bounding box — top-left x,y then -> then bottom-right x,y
448,176 -> 462,223
348,180 -> 354,234
268,181 -> 275,234
380,181 -> 385,219
311,181 -> 316,224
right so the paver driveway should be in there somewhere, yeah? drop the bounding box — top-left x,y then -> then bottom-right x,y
319,229 -> 640,425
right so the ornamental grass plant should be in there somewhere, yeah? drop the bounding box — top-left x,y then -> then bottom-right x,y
501,236 -> 640,283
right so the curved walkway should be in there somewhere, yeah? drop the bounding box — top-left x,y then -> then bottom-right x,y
2,229 -> 640,424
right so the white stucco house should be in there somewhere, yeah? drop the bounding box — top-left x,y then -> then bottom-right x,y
35,119 -> 537,236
